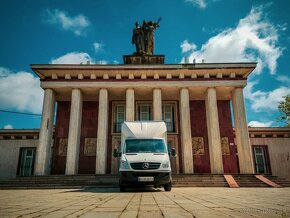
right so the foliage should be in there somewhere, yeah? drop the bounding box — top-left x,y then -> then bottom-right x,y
278,94 -> 290,127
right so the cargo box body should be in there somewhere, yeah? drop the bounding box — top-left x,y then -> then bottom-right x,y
117,121 -> 172,191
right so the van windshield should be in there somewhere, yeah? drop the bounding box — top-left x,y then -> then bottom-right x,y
125,139 -> 166,153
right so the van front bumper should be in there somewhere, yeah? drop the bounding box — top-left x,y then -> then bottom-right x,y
119,171 -> 171,186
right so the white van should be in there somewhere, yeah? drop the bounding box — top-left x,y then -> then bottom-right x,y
113,121 -> 176,192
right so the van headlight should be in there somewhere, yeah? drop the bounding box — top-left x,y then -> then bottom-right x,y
120,160 -> 130,170
161,161 -> 170,168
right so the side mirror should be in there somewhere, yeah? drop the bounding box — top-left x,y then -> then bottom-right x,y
113,148 -> 121,158
171,148 -> 176,157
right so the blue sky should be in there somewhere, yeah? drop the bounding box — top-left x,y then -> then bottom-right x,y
0,0 -> 290,129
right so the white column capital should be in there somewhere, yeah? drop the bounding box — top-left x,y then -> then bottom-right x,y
207,87 -> 216,91
99,88 -> 108,92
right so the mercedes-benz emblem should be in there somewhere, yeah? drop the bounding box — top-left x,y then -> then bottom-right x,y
142,162 -> 150,169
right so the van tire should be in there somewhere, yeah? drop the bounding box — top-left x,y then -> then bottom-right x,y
120,185 -> 126,192
164,182 -> 172,191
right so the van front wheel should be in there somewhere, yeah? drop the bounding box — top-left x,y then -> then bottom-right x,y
164,182 -> 172,191
120,185 -> 126,192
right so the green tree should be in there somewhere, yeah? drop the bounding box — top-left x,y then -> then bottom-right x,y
278,94 -> 290,127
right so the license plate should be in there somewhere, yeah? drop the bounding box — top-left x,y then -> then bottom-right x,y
138,177 -> 154,182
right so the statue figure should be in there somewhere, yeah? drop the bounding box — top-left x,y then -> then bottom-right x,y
142,20 -> 148,54
132,22 -> 144,55
145,18 -> 161,55
132,18 -> 161,55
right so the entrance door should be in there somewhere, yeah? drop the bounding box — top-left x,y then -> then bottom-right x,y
253,146 -> 270,174
18,148 -> 35,176
167,135 -> 179,174
111,136 -> 121,174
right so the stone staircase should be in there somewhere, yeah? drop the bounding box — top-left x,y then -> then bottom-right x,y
172,174 -> 228,187
232,174 -> 274,187
0,174 -> 289,189
264,175 -> 290,187
0,175 -> 119,189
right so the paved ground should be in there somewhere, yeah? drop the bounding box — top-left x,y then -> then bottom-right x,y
0,187 -> 289,218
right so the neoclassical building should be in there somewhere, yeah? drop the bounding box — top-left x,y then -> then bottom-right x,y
30,61 -> 258,176
2,126 -> 290,180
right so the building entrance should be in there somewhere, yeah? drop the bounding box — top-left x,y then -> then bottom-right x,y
18,148 -> 35,176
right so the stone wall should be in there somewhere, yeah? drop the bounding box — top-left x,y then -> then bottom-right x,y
0,139 -> 38,180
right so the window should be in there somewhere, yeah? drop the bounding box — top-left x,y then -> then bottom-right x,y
162,103 -> 176,132
113,103 -> 125,133
137,103 -> 152,121
136,102 -> 177,132
253,146 -> 271,174
17,148 -> 36,176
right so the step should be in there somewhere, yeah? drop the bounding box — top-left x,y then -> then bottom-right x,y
1,174 -> 289,189
255,175 -> 282,188
232,175 -> 271,187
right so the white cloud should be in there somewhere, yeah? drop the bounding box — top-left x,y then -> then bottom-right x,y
277,75 -> 290,84
93,42 -> 103,53
0,69 -> 43,114
244,80 -> 290,112
44,9 -> 90,36
186,0 -> 207,8
180,40 -> 197,53
50,52 -> 94,64
248,120 -> 273,127
0,67 -> 11,77
3,124 -> 13,129
185,0 -> 219,9
181,6 -> 282,75
50,52 -> 109,65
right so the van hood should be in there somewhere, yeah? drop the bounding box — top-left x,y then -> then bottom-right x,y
124,153 -> 168,163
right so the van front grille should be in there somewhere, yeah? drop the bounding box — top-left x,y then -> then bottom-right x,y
130,162 -> 161,170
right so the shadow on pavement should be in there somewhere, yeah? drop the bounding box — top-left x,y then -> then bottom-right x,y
62,186 -> 164,193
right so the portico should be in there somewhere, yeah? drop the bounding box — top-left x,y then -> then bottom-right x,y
32,63 -> 255,176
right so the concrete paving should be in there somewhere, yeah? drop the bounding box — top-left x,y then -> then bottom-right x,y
0,187 -> 289,217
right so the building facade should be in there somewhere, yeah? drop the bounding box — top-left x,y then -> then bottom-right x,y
1,126 -> 290,181
0,130 -> 39,180
30,62 -> 258,176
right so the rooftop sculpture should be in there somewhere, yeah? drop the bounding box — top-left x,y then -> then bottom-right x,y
132,18 -> 161,55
